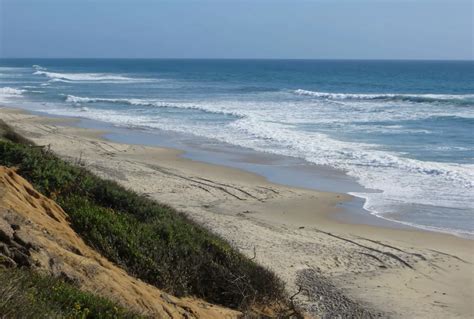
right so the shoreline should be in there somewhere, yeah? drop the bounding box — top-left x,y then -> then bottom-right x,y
1,106 -> 473,318
93,117 -> 473,238
7,103 -> 417,233
5,100 -> 470,238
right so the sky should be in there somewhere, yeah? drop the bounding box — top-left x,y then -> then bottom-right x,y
0,0 -> 472,60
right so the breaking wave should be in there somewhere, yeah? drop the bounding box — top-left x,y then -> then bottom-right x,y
0,87 -> 25,103
294,89 -> 474,105
33,65 -> 155,83
64,94 -> 244,118
0,87 -> 25,95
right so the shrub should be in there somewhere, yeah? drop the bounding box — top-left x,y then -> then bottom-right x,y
0,132 -> 286,311
0,267 -> 143,318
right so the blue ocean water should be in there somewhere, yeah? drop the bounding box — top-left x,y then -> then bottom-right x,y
1,59 -> 473,236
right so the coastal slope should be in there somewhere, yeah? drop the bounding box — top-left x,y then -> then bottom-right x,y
0,165 -> 240,318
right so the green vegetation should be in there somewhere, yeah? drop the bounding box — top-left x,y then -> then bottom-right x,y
0,121 -> 287,312
0,267 -> 142,319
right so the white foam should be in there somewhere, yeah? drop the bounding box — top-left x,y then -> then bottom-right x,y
0,87 -> 25,95
294,89 -> 474,103
36,105 -> 165,130
351,192 -> 474,238
0,87 -> 25,103
34,70 -> 148,82
223,117 -> 474,232
64,95 -> 244,117
32,65 -> 155,83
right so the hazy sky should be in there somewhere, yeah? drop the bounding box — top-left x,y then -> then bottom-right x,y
1,0 -> 472,59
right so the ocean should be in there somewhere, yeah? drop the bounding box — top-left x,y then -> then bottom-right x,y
0,59 -> 473,236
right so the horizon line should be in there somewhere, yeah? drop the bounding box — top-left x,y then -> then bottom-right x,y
1,57 -> 473,62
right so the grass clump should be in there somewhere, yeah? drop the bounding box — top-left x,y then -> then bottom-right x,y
0,267 -> 143,319
0,123 -> 287,312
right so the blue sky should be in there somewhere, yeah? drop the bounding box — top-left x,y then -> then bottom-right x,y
0,0 -> 472,59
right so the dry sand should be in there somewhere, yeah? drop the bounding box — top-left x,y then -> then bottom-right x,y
1,107 -> 473,318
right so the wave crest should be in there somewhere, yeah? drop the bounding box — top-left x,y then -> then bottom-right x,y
0,87 -> 25,95
33,65 -> 154,83
64,95 -> 243,118
34,70 -> 143,82
0,87 -> 25,103
294,89 -> 474,104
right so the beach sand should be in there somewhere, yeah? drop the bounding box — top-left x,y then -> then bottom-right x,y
1,107 -> 473,318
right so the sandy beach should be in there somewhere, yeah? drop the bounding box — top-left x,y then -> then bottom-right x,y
1,106 -> 473,318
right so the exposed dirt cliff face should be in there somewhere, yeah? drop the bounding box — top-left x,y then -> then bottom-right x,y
0,166 -> 240,318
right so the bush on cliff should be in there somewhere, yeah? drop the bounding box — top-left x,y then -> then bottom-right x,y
0,125 -> 287,312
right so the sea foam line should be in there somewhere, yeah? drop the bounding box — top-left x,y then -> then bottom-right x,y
293,89 -> 474,104
64,94 -> 244,118
0,87 -> 25,103
32,65 -> 156,83
0,87 -> 25,95
349,191 -> 474,238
